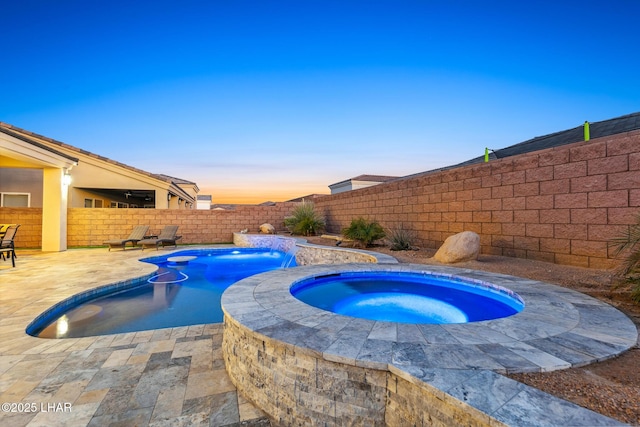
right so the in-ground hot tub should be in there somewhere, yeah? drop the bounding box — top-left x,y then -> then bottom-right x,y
221,263 -> 637,426
290,270 -> 524,324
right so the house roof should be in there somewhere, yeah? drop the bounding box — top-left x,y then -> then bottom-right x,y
401,111 -> 640,181
286,194 -> 327,202
454,111 -> 640,167
155,174 -> 199,193
0,122 -> 196,200
0,125 -> 80,164
329,174 -> 399,188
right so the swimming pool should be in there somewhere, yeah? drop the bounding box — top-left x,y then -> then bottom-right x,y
28,247 -> 297,338
290,271 -> 524,323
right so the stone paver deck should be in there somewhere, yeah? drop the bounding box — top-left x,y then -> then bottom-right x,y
2,247 -> 638,426
0,247 -> 270,427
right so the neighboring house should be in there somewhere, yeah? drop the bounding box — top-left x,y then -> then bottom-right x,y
196,194 -> 212,210
328,175 -> 399,195
286,194 -> 327,202
0,123 -> 198,210
0,122 -> 199,251
415,112 -> 640,173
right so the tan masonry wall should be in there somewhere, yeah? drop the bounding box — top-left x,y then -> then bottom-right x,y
313,130 -> 640,269
3,130 -> 639,267
1,203 -> 297,248
0,207 -> 42,248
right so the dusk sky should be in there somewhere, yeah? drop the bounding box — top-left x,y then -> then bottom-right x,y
2,1 -> 639,203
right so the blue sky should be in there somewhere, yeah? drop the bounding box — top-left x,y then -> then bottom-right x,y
2,1 -> 639,203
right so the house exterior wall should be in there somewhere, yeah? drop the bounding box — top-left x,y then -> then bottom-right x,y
65,158 -> 169,208
312,130 -> 640,269
0,168 -> 44,207
351,180 -> 382,191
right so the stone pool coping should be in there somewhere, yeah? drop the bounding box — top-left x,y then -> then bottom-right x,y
222,262 -> 637,426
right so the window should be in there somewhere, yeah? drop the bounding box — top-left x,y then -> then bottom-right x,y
1,193 -> 30,207
110,201 -> 129,208
84,198 -> 104,208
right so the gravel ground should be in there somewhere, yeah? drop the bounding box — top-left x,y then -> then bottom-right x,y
305,237 -> 640,425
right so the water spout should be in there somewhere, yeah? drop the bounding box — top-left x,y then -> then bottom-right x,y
281,245 -> 299,269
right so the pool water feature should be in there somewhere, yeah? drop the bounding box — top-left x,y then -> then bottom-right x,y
28,247 -> 297,338
291,271 -> 524,323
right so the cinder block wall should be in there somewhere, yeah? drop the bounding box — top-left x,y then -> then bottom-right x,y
3,130 -> 639,267
313,130 -> 640,269
0,207 -> 42,248
66,204 -> 298,247
2,203 -> 296,248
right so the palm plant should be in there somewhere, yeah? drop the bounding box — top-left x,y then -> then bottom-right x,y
342,217 -> 386,248
609,213 -> 640,302
284,201 -> 325,236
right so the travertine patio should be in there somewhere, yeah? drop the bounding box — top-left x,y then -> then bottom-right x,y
0,245 -> 637,426
0,247 -> 270,427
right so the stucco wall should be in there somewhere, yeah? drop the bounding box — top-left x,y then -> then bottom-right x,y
313,130 -> 640,269
0,168 -> 44,207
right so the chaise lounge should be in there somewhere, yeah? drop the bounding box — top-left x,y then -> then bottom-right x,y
0,224 -> 20,267
104,225 -> 150,251
138,225 -> 182,250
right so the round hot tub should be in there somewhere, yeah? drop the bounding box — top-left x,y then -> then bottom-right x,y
290,271 -> 524,324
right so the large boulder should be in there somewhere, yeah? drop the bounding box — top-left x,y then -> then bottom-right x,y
433,231 -> 480,263
259,223 -> 276,234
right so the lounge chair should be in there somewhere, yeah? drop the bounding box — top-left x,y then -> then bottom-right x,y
138,225 -> 182,251
0,224 -> 20,267
104,225 -> 150,251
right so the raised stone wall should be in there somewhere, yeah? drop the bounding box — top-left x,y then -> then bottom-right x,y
232,233 -> 397,265
232,232 -> 298,252
223,314 -> 389,426
385,371 -> 502,427
223,314 -> 506,427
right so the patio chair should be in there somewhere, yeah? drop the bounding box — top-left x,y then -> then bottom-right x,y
0,224 -> 20,267
104,225 -> 150,251
138,225 -> 182,250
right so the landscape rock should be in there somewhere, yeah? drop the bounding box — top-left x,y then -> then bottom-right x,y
433,231 -> 480,263
259,223 -> 276,234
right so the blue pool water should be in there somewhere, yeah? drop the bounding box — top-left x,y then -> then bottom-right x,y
29,248 -> 297,338
290,272 -> 524,324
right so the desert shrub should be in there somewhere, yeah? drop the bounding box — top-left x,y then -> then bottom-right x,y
284,201 -> 325,236
610,213 -> 640,303
387,227 -> 417,251
342,217 -> 385,248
